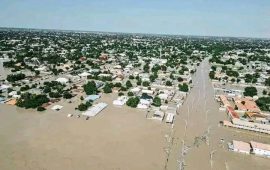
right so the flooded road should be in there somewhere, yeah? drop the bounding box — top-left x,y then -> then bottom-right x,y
166,59 -> 270,170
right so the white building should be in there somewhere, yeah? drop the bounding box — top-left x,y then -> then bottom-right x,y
78,72 -> 91,78
113,96 -> 128,106
152,110 -> 165,121
137,99 -> 151,109
250,141 -> 270,157
229,140 -> 251,154
82,102 -> 108,117
166,113 -> 174,124
55,77 -> 69,84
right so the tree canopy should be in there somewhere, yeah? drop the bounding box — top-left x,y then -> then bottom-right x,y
83,81 -> 98,95
152,96 -> 161,107
126,97 -> 140,108
243,86 -> 257,97
179,83 -> 189,92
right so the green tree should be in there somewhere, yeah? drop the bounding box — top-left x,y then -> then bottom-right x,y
114,82 -> 122,87
265,77 -> 270,86
127,91 -> 134,96
78,101 -> 92,111
118,92 -> 124,96
142,81 -> 150,87
43,86 -> 51,93
256,97 -> 270,111
126,80 -> 133,89
165,81 -> 172,86
35,70 -> 40,76
6,73 -> 26,82
83,81 -> 97,95
152,96 -> 161,107
16,93 -> 49,109
103,83 -> 112,93
126,97 -> 140,108
63,91 -> 73,99
179,83 -> 189,92
49,92 -> 62,98
209,71 -> 215,79
143,64 -> 150,73
243,87 -> 257,97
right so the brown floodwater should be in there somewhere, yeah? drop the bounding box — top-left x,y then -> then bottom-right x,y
0,94 -> 171,170
1,59 -> 269,170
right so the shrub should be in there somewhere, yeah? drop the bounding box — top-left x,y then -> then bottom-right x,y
63,91 -> 73,99
127,91 -> 134,96
118,92 -> 124,96
37,106 -> 46,112
152,97 -> 161,107
142,81 -> 150,87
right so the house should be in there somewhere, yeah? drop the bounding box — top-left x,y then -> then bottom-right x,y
82,102 -> 108,117
99,53 -> 108,61
234,97 -> 261,113
228,118 -> 270,134
166,106 -> 177,115
0,97 -> 5,103
250,141 -> 270,157
8,91 -> 17,97
137,99 -> 151,109
113,65 -> 122,69
158,93 -> 169,100
55,77 -> 69,84
84,95 -> 100,102
229,140 -> 251,154
51,105 -> 63,111
226,106 -> 239,119
152,110 -> 165,121
98,73 -> 112,79
166,113 -> 175,123
78,72 -> 91,78
219,95 -> 231,107
141,89 -> 154,95
130,87 -> 141,95
113,96 -> 128,106
0,85 -> 9,93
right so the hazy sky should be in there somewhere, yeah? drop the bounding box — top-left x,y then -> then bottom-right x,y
0,0 -> 269,38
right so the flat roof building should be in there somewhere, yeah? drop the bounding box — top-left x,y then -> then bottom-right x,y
230,140 -> 251,154
250,141 -> 270,157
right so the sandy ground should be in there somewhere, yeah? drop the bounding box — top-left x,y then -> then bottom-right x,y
0,94 -> 170,170
166,59 -> 270,170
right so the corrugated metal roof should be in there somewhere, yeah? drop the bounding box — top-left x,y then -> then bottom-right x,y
82,102 -> 108,117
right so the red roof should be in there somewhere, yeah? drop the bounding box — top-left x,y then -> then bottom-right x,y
227,106 -> 239,119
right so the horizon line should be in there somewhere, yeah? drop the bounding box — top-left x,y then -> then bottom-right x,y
0,26 -> 269,40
